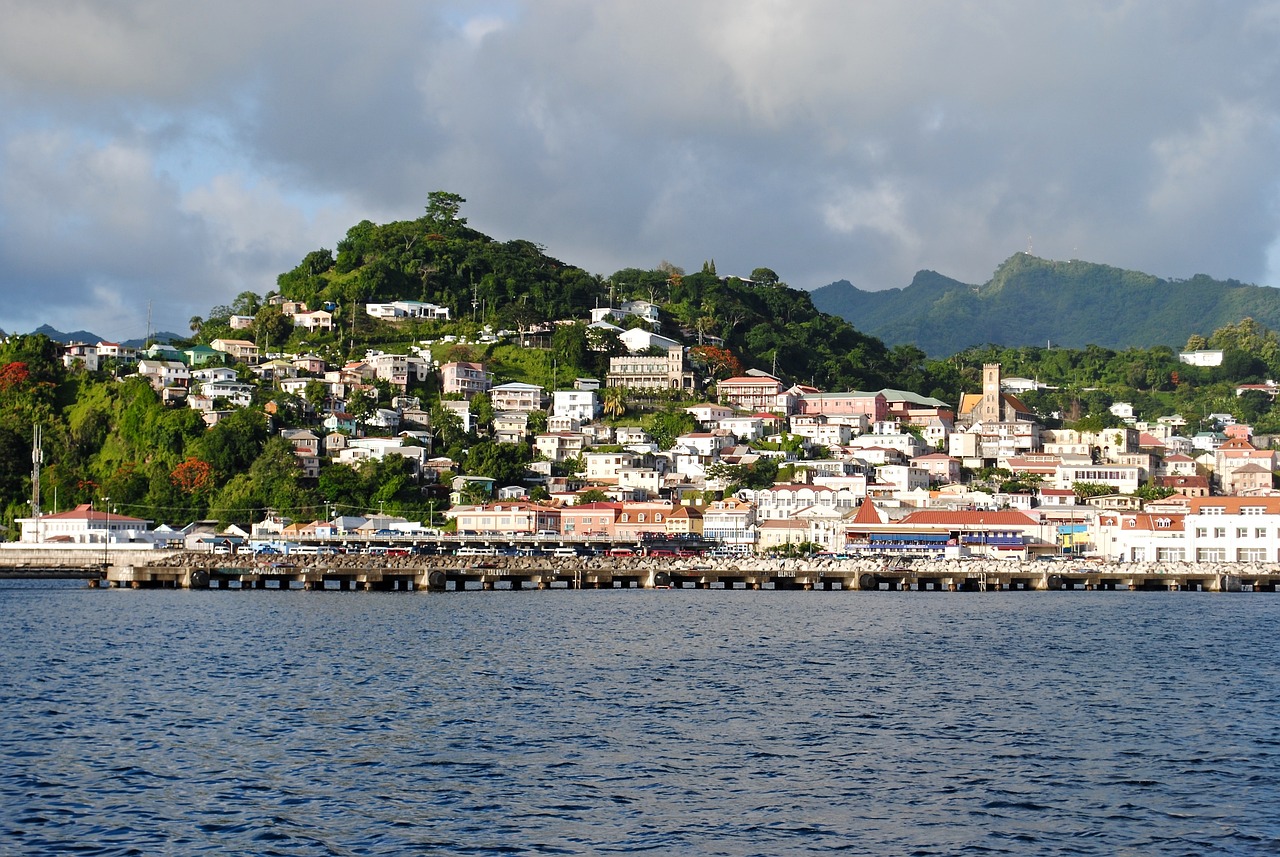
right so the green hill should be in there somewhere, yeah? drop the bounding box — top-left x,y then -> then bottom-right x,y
269,194 -> 906,392
811,253 -> 1280,355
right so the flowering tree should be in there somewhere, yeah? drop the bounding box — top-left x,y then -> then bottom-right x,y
170,457 -> 214,494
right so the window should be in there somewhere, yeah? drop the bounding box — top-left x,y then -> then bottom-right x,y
1196,548 -> 1226,562
1237,548 -> 1267,562
1241,506 -> 1265,516
1202,506 -> 1225,516
1237,528 -> 1249,539
1257,528 -> 1268,539
1213,527 -> 1227,539
1195,527 -> 1208,538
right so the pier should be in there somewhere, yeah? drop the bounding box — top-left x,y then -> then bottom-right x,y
5,553 -> 1265,592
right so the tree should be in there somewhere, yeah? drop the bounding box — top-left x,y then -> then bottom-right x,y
170,457 -> 213,494
551,322 -> 590,374
576,488 -> 609,505
347,388 -> 376,430
463,440 -> 530,486
691,346 -> 744,381
231,291 -> 262,317
601,386 -> 627,419
304,379 -> 327,412
1072,481 -> 1114,499
254,305 -> 293,348
470,392 -> 495,435
750,267 -> 780,287
647,409 -> 695,449
426,191 -> 467,228
527,410 -> 549,436
706,458 -> 778,493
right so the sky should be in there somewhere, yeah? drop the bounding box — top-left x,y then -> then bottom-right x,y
3,0 -> 1280,341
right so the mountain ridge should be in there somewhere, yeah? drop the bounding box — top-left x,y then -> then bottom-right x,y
810,253 -> 1279,355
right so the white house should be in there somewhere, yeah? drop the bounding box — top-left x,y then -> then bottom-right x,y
16,503 -> 155,546
618,327 -> 681,353
489,382 -> 546,412
553,390 -> 599,422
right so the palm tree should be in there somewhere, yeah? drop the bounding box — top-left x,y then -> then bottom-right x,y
189,316 -> 203,335
602,385 -> 627,419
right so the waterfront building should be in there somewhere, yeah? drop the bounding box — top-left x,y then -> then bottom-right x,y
1182,496 -> 1280,562
16,503 -> 154,546
444,502 -> 560,535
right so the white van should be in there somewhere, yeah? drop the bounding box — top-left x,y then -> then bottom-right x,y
455,546 -> 499,556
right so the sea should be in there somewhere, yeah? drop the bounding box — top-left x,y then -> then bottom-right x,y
2,581 -> 1279,856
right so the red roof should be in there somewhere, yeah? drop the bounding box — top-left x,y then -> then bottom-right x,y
720,376 -> 781,386
36,503 -> 147,524
851,500 -> 884,525
896,509 -> 1038,527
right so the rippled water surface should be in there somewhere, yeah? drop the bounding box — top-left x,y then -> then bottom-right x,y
3,582 -> 1280,855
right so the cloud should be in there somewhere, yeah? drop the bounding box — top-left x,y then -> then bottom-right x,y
3,1 -> 1280,340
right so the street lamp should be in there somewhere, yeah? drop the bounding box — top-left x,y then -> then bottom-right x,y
101,496 -> 111,568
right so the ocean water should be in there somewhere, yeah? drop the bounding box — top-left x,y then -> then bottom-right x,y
2,581 -> 1279,856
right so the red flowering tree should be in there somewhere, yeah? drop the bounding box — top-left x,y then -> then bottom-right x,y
0,361 -> 31,392
170,457 -> 214,494
690,346 -> 744,381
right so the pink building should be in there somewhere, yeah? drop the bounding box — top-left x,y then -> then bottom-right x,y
560,502 -> 621,537
911,452 -> 961,484
796,391 -> 888,422
446,502 -> 560,534
441,361 -> 493,397
717,376 -> 785,412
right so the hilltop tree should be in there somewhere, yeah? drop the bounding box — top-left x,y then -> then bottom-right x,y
426,191 -> 467,228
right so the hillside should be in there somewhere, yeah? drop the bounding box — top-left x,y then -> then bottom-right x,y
266,195 -> 905,392
810,254 -> 1280,355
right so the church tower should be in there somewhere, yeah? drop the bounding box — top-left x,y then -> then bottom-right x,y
979,363 -> 1002,423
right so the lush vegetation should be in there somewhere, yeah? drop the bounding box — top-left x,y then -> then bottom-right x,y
811,252 -> 1280,356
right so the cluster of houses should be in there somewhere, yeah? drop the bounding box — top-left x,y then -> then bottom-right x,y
25,295 -> 1280,564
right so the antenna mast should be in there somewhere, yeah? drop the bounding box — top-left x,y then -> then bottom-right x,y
31,423 -> 42,517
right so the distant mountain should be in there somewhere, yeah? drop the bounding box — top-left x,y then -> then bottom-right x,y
810,253 -> 1280,355
26,325 -> 184,347
31,324 -> 103,345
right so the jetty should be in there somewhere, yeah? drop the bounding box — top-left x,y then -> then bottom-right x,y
1,548 -> 1274,592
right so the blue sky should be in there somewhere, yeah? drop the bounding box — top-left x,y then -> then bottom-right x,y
3,0 -> 1280,340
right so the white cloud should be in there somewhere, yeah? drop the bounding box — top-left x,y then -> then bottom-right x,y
5,1 -> 1280,340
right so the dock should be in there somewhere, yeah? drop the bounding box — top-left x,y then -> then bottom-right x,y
82,555 -> 1280,592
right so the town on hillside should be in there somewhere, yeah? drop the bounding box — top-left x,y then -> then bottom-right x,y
3,296 -> 1278,565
